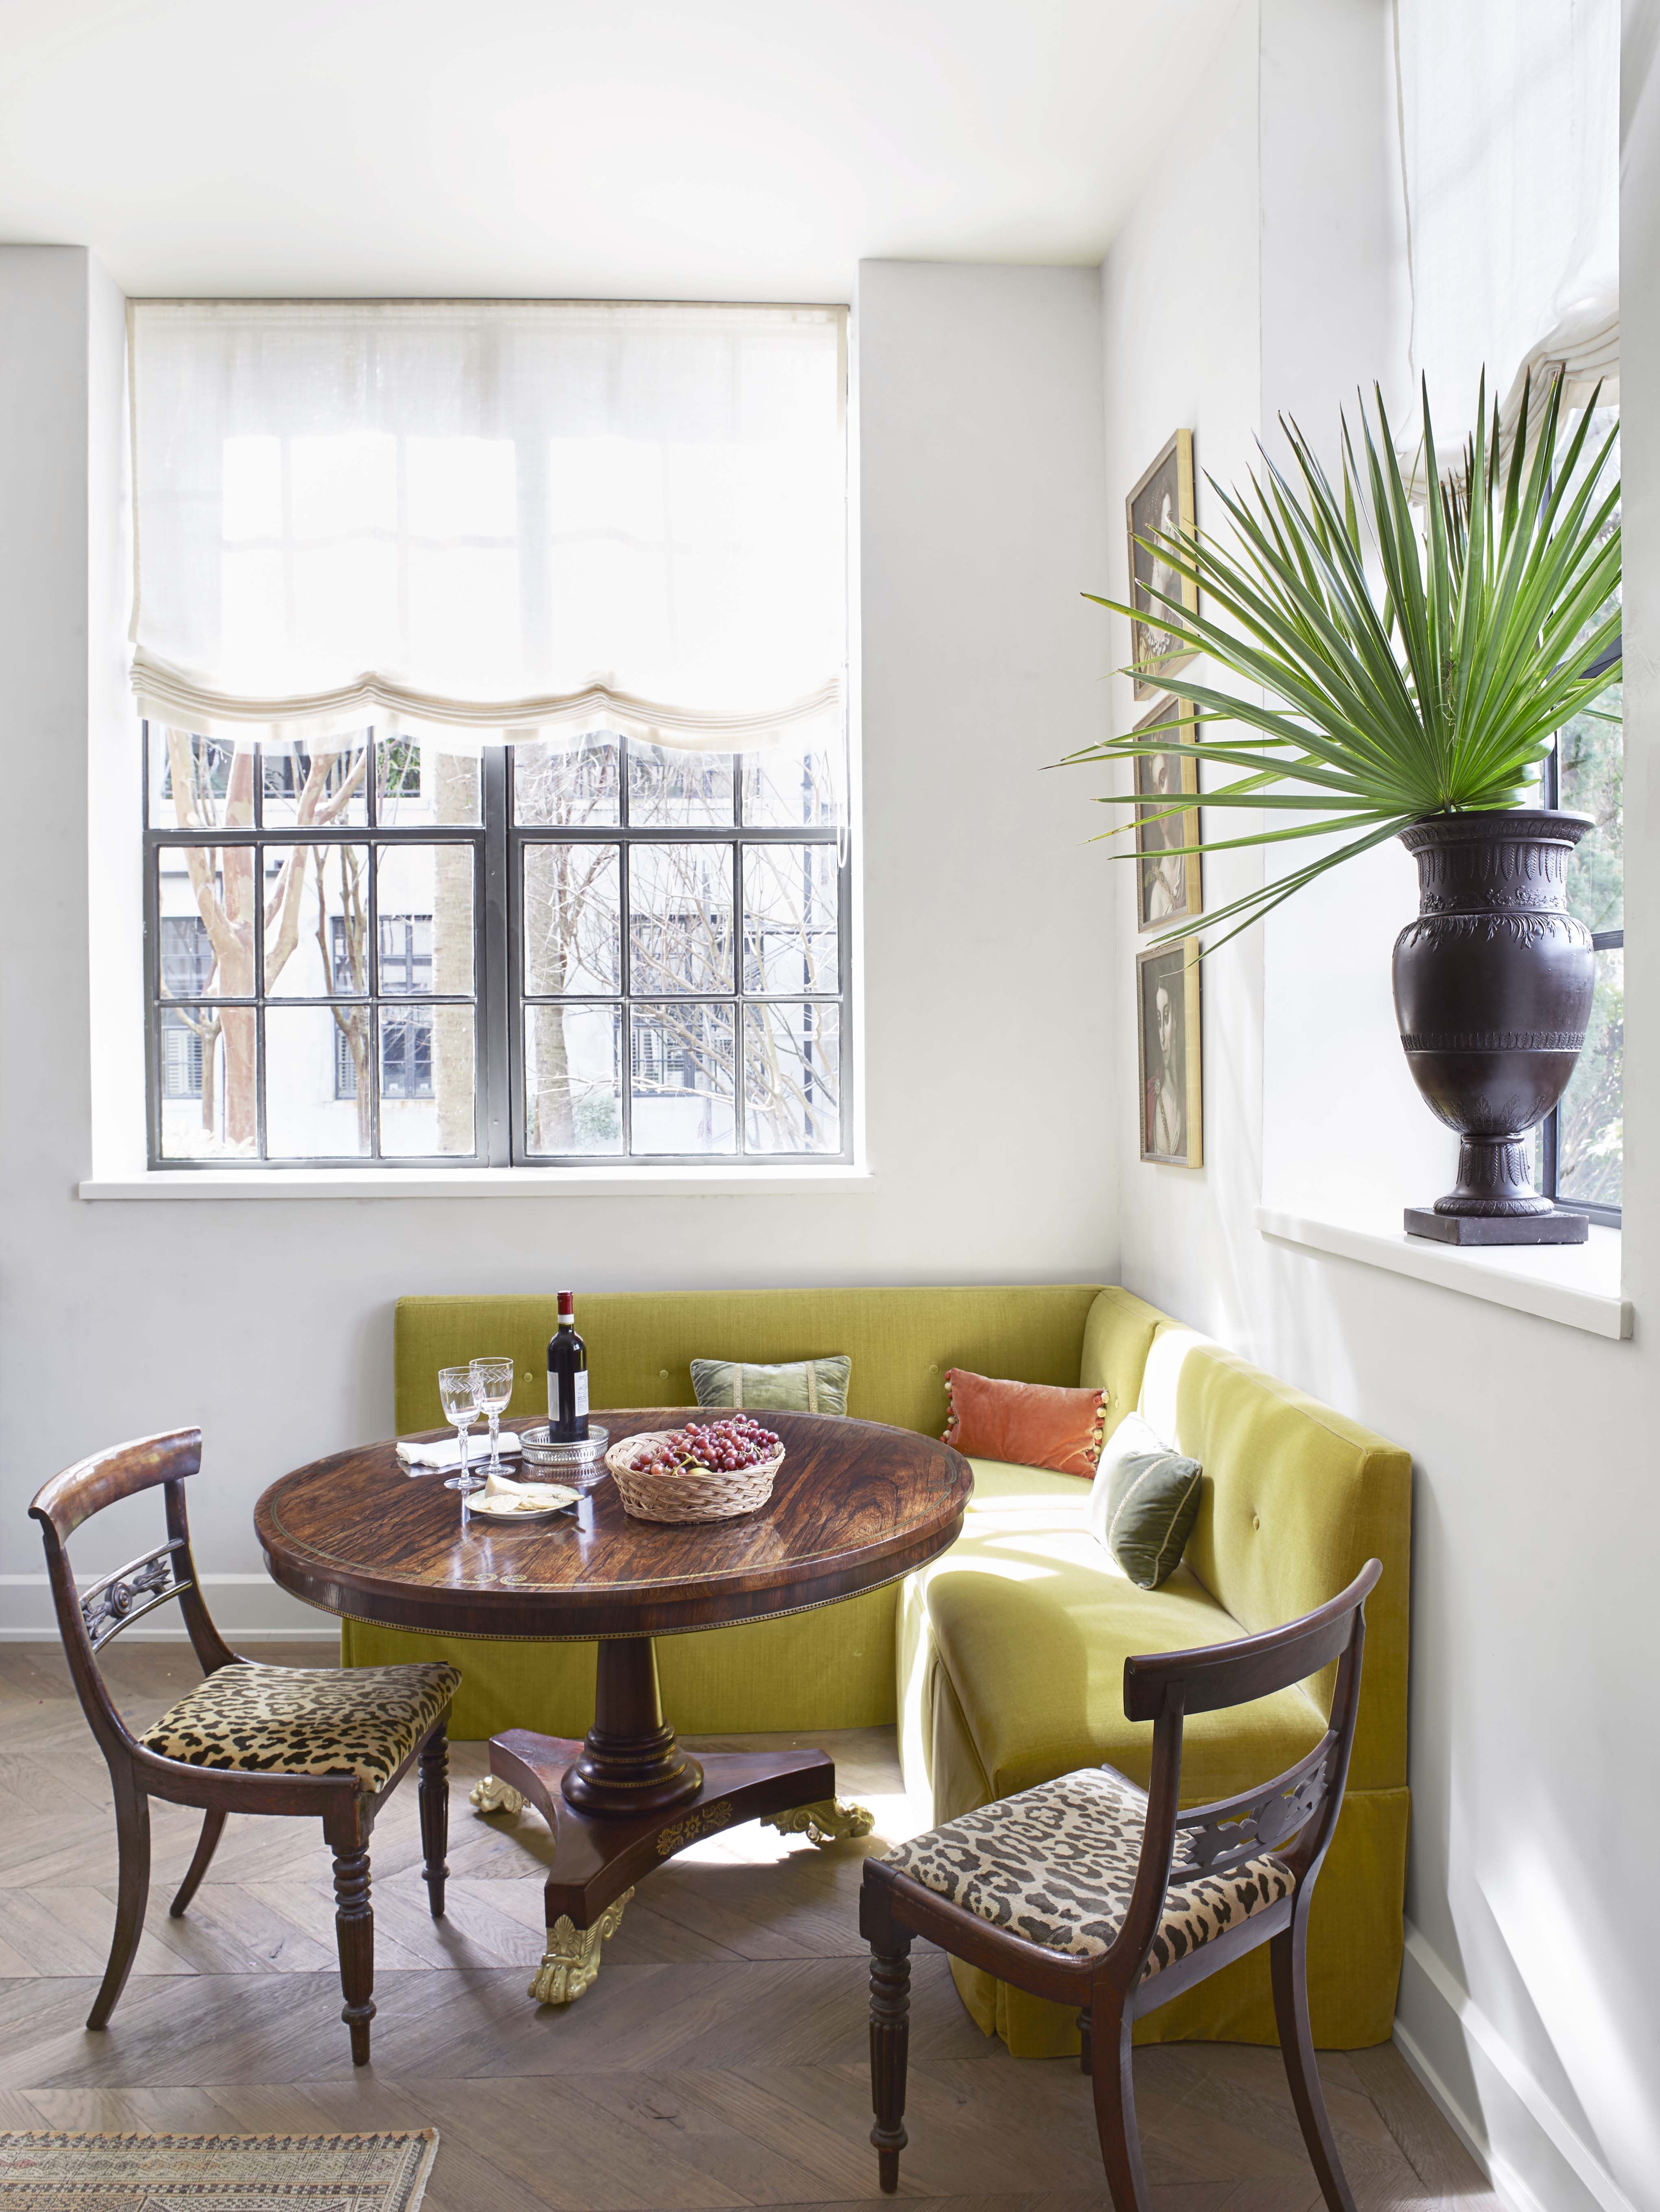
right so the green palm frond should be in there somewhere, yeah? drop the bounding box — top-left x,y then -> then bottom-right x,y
1064,374 -> 1621,948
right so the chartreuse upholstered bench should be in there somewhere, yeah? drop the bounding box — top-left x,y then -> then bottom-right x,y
343,1283 -> 1410,2057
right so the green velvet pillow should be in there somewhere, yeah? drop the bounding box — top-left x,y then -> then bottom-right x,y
1086,1411 -> 1204,1590
690,1355 -> 852,1417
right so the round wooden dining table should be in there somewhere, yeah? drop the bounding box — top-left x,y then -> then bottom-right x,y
256,1408 -> 972,2004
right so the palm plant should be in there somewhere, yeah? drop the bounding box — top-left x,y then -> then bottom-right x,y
1065,374 -> 1622,949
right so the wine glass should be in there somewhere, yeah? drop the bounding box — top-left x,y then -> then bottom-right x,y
470,1356 -> 515,1481
437,1366 -> 483,1493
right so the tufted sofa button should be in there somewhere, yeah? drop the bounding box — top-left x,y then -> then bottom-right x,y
1252,1513 -> 1261,1530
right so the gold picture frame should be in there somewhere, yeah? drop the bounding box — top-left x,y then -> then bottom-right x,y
1136,938 -> 1203,1168
1126,429 -> 1197,702
1133,695 -> 1202,932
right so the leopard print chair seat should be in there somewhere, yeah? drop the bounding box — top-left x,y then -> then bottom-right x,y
883,1763 -> 1294,1980
140,1661 -> 462,1795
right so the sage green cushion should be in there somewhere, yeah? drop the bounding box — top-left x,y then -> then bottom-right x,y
690,1354 -> 851,1416
1086,1411 -> 1203,1589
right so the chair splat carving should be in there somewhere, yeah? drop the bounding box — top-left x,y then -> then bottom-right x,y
79,1539 -> 191,1648
1171,1738 -> 1335,1880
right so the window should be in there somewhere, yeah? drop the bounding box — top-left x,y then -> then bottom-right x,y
1540,407 -> 1621,1224
129,299 -> 848,1172
144,725 -> 849,1168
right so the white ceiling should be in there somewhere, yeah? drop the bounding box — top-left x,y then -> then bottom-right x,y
0,0 -> 1238,299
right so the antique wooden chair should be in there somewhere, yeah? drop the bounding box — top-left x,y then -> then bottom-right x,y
29,1428 -> 461,2066
861,1559 -> 1382,2212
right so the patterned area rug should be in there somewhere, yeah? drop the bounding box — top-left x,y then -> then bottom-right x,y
0,2131 -> 437,2210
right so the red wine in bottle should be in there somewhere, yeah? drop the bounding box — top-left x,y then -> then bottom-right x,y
547,1291 -> 589,1441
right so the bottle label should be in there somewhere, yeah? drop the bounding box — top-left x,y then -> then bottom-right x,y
574,1371 -> 589,1417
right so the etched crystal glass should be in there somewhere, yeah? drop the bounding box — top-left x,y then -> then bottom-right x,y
470,1357 -> 515,1480
437,1365 -> 482,1493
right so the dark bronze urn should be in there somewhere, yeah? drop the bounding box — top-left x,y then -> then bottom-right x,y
1392,809 -> 1594,1244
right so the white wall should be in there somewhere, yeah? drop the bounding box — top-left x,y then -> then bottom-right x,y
0,252 -> 1116,1624
1101,6 -> 1660,2210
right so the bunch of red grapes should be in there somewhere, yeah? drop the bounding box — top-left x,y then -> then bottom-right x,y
629,1416 -> 782,1475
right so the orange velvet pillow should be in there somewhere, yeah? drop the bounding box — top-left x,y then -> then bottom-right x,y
941,1369 -> 1107,1479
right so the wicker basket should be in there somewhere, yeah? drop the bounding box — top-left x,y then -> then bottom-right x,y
605,1430 -> 786,1523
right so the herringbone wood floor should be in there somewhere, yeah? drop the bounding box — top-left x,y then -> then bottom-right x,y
0,1641 -> 1494,2211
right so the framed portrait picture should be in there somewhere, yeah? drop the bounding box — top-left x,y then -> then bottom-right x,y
1125,429 -> 1197,701
1133,696 -> 1202,931
1136,939 -> 1203,1168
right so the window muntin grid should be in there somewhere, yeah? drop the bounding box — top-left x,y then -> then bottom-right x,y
143,726 -> 851,1168
1538,406 -> 1622,1224
144,727 -> 484,1167
509,739 -> 847,1164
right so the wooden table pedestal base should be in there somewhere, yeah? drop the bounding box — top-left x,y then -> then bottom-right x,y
467,1636 -> 873,2004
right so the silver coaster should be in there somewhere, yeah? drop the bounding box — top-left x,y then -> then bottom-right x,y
517,1423 -> 609,1473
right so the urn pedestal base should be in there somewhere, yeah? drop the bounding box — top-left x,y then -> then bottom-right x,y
1402,1205 -> 1589,1246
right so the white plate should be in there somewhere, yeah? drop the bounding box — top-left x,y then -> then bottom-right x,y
465,1484 -> 579,1523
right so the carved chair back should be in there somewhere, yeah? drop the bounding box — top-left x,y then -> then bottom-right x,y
1108,1558 -> 1381,1982
29,1429 -> 238,1770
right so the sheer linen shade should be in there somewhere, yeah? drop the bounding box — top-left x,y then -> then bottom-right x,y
1395,0 -> 1618,456
128,299 -> 847,755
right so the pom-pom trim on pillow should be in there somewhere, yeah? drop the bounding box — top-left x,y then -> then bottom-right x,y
942,1369 -> 1108,1479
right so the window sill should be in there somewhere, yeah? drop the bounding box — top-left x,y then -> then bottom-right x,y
79,1165 -> 874,1201
1255,1203 -> 1629,1341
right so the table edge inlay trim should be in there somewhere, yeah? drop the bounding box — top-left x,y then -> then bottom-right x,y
299,1552 -> 951,1640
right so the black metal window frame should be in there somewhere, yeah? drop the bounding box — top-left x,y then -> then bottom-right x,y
143,725 -> 853,1170
1539,675 -> 1622,1227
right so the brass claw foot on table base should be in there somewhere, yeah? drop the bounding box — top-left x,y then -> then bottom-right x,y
470,1777 -> 525,1817
529,1889 -> 634,2005
762,1798 -> 875,1847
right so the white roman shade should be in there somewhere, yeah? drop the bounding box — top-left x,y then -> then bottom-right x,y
1396,0 -> 1618,447
129,299 -> 847,752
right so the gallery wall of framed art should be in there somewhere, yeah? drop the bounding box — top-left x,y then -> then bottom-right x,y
1127,428 -> 1204,1168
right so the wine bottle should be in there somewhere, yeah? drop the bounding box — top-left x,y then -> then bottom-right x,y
547,1291 -> 589,1441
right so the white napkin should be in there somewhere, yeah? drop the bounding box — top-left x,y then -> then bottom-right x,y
474,1467 -> 575,1513
396,1433 -> 522,1473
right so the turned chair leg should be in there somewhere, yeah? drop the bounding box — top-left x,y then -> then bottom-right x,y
418,1720 -> 449,1919
1270,1920 -> 1359,2212
87,1775 -> 150,2031
170,1808 -> 227,1918
325,1803 -> 376,2067
1088,1990 -> 1151,2212
867,1933 -> 912,2193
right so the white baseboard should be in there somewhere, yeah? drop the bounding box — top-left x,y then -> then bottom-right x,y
0,1572 -> 337,1642
1396,1922 -> 1637,2212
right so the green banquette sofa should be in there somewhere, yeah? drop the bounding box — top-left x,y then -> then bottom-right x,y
344,1284 -> 1410,2057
